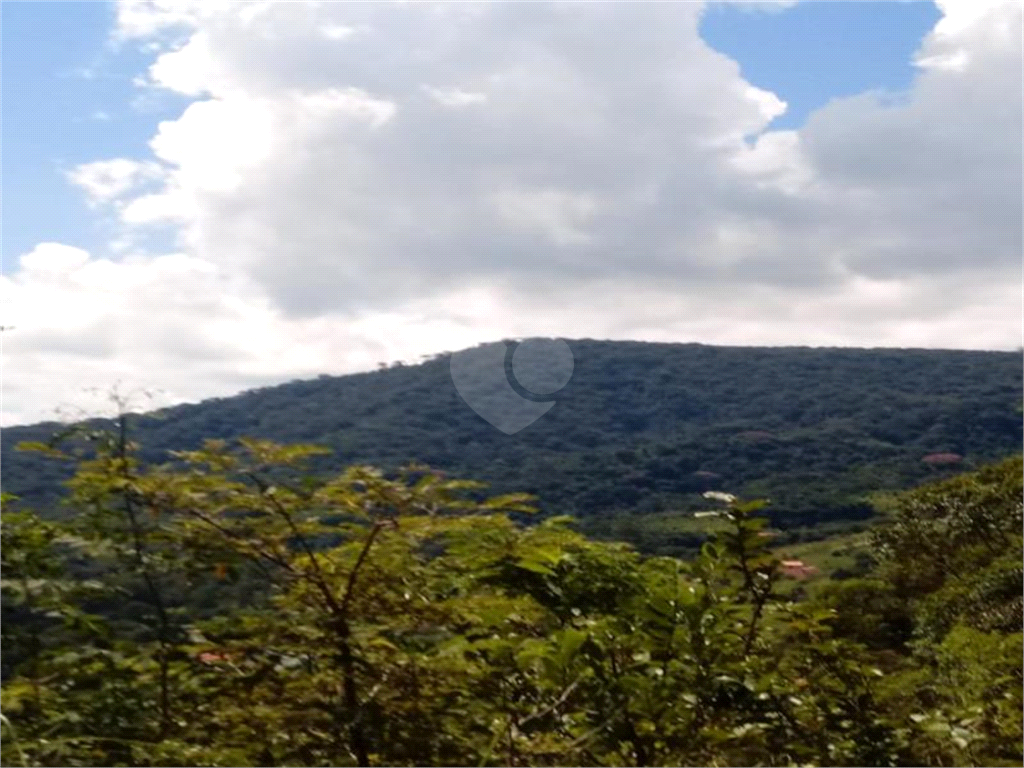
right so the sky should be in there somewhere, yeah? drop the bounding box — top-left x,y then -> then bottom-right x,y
1,0 -> 1020,425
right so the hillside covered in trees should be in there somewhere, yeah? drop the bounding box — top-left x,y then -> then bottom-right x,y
4,341 -> 1020,552
2,420 -> 1020,766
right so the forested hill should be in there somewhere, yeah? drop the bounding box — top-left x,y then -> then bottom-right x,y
4,340 -> 1021,545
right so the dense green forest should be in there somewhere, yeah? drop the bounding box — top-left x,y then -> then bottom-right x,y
3,341 -> 1021,554
1,415 -> 1021,767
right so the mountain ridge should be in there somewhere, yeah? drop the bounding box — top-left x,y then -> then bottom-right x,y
4,338 -> 1021,553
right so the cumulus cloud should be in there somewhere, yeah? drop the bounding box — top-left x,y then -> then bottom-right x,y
1,242 -> 460,424
2,0 -> 1020,424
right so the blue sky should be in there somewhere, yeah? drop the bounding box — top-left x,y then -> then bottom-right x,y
2,1 -> 188,260
3,0 -> 941,264
700,1 -> 942,129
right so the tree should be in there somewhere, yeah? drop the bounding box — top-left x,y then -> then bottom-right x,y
2,431 -> 1020,766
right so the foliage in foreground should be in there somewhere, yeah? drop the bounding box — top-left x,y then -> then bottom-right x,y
1,423 -> 1020,766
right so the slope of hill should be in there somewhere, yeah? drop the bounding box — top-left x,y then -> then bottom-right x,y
3,339 -> 1021,551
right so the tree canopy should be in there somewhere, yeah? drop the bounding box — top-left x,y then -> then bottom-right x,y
2,418 -> 1020,767
3,341 -> 1020,555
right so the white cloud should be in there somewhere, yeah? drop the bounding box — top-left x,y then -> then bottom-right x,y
15,243 -> 92,275
423,85 -> 488,107
113,0 -> 215,40
490,189 -> 600,246
321,24 -> 356,42
146,31 -> 224,96
67,159 -> 165,207
3,0 -> 1020,424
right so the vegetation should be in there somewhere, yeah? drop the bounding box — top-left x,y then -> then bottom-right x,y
2,341 -> 1020,555
1,413 -> 1020,767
